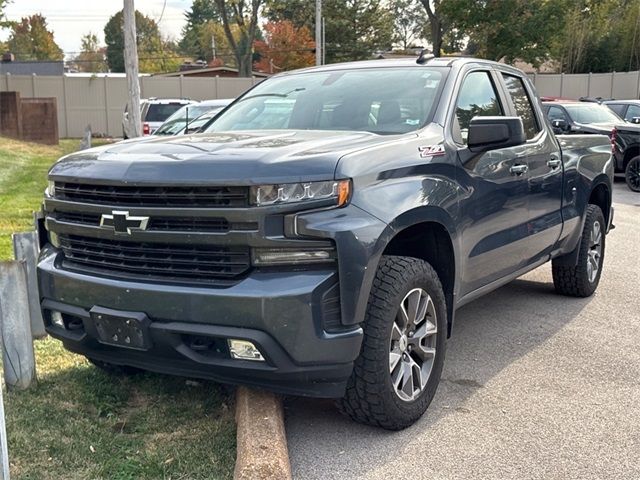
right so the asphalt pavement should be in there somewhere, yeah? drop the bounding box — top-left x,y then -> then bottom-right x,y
285,179 -> 640,480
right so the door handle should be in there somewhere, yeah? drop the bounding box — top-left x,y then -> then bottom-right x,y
509,164 -> 528,176
547,156 -> 561,169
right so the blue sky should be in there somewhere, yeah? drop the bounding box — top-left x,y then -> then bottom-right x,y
0,0 -> 190,56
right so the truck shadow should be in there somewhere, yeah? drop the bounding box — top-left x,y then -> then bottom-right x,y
283,268 -> 594,478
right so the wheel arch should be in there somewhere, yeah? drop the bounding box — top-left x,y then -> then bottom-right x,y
623,145 -> 640,170
368,207 -> 459,337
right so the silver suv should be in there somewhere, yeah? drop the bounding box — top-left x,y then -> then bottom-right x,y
122,98 -> 194,138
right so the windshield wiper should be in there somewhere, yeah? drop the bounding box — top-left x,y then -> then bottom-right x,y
236,88 -> 306,104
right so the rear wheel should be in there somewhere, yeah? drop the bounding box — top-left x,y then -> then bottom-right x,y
338,255 -> 447,430
625,156 -> 640,192
552,204 -> 606,297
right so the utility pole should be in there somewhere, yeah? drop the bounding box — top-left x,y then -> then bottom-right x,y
124,0 -> 142,138
315,0 -> 322,66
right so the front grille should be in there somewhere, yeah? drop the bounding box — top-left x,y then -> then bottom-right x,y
53,212 -> 231,233
54,183 -> 249,208
59,235 -> 250,282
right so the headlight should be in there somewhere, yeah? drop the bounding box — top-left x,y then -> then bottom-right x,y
250,180 -> 350,207
46,180 -> 55,197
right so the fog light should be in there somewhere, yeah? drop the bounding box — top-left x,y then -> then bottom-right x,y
228,339 -> 265,361
252,248 -> 335,266
51,311 -> 64,329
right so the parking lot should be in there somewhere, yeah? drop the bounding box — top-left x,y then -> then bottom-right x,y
285,179 -> 640,480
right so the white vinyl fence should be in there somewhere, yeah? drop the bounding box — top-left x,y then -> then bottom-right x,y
2,70 -> 639,139
0,74 -> 262,138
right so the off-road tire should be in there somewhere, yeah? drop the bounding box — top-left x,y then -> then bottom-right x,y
337,255 -> 447,430
552,204 -> 606,297
625,155 -> 640,192
88,358 -> 142,375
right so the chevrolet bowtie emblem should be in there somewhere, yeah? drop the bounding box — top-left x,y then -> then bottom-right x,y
100,211 -> 149,235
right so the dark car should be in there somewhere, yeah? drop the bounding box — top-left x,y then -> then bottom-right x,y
603,100 -> 640,124
39,57 -> 614,429
543,100 -> 640,191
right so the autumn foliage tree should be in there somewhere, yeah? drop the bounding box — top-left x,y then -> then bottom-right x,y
254,21 -> 314,73
6,14 -> 63,61
72,33 -> 108,72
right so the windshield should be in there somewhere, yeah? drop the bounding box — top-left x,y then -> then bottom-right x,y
155,104 -> 214,135
564,104 -> 623,124
205,67 -> 447,135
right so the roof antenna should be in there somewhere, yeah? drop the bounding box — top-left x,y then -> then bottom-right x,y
416,48 -> 433,65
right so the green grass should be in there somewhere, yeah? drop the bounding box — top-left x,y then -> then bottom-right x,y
0,137 -> 236,479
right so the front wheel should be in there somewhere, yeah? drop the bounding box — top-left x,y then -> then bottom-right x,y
552,204 -> 606,297
625,156 -> 640,192
337,255 -> 447,430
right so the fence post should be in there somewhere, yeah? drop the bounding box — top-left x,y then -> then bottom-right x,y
559,73 -> 565,97
637,70 -> 640,99
180,75 -> 184,98
214,76 -> 219,98
103,76 -> 110,137
12,232 -> 45,339
587,72 -> 592,97
62,75 -> 70,138
0,261 -> 37,390
31,73 -> 36,97
610,71 -> 615,98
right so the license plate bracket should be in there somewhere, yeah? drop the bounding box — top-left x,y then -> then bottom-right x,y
90,307 -> 152,351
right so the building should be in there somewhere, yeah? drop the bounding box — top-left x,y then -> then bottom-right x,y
0,54 -> 64,76
160,63 -> 269,79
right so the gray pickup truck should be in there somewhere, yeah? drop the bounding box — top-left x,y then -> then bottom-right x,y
38,57 -> 614,429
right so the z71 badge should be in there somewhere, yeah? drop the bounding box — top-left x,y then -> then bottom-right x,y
418,145 -> 446,158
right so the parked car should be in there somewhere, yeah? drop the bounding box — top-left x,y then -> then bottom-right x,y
39,57 -> 614,430
154,99 -> 233,136
603,100 -> 640,124
542,100 -> 640,192
122,98 -> 194,138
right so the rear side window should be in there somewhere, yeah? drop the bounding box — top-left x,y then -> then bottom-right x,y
145,103 -> 185,122
606,104 -> 625,116
454,71 -> 503,144
547,106 -> 568,122
502,74 -> 540,140
625,104 -> 640,121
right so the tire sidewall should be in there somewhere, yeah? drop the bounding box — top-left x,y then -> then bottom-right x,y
580,205 -> 606,294
625,156 -> 640,192
376,262 -> 447,422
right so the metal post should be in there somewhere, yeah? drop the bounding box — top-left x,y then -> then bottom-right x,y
315,0 -> 322,66
0,374 -> 10,480
12,232 -> 45,338
0,261 -> 36,390
124,0 -> 142,138
103,76 -> 110,136
611,71 -> 616,98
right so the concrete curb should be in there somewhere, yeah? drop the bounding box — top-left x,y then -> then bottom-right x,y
234,387 -> 292,480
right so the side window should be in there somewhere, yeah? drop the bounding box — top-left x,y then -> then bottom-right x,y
502,74 -> 540,140
625,105 -> 640,121
454,71 -> 504,144
547,106 -> 568,122
607,104 -> 626,116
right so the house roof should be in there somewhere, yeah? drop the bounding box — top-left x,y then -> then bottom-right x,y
158,66 -> 270,78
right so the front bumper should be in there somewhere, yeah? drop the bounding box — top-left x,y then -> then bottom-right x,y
38,247 -> 362,397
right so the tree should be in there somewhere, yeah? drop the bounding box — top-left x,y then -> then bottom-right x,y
418,0 -> 446,57
551,0 -> 640,73
442,0 -> 564,66
265,0 -> 394,63
5,14 -> 63,61
72,33 -> 107,72
179,0 -> 225,59
390,0 -> 425,51
214,0 -> 264,77
104,9 -> 181,73
254,20 -> 315,73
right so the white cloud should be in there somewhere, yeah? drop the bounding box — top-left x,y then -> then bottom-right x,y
0,0 -> 190,55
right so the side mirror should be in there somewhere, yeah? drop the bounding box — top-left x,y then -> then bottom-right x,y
551,119 -> 567,131
630,117 -> 640,124
467,116 -> 526,153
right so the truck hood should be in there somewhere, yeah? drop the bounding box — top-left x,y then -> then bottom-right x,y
49,130 -> 399,185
